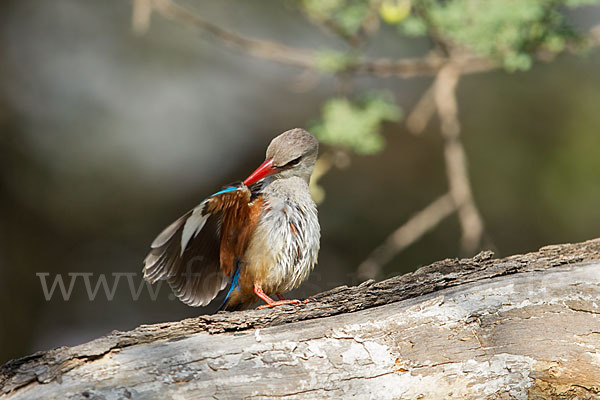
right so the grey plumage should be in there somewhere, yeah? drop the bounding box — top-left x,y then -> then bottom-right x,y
245,176 -> 320,294
244,129 -> 320,294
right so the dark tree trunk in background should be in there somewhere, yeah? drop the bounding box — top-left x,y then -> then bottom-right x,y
1,239 -> 600,399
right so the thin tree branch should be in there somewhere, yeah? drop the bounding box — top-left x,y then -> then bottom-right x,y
310,150 -> 351,204
433,63 -> 485,255
354,53 -> 497,77
145,0 -> 494,77
356,61 -> 488,278
150,0 -> 467,77
590,24 -> 600,44
144,0 -> 600,79
406,82 -> 436,135
151,0 -> 317,68
357,193 -> 456,281
132,0 -> 152,35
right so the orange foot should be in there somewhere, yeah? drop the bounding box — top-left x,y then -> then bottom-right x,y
257,299 -> 301,309
254,286 -> 305,310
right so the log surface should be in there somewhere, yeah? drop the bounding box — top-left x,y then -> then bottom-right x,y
1,239 -> 600,399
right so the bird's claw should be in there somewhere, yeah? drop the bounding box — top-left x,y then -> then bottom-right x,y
258,299 -> 302,309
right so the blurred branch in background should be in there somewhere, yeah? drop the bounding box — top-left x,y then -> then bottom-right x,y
357,193 -> 455,280
358,60 -> 487,279
132,0 -> 600,280
358,60 -> 486,279
309,150 -> 351,204
135,0 -> 319,68
405,83 -> 435,135
130,0 -> 522,78
433,62 -> 484,255
132,0 -> 153,35
134,0 -> 600,77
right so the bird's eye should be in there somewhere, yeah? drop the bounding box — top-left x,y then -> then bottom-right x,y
285,157 -> 302,167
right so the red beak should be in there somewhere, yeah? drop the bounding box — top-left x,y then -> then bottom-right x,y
243,158 -> 276,186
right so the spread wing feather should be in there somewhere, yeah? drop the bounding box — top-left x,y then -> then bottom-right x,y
143,184 -> 253,307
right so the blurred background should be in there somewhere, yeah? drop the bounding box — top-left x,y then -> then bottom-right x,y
1,0 -> 599,364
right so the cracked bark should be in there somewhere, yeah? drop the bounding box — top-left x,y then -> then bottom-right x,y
2,239 -> 600,399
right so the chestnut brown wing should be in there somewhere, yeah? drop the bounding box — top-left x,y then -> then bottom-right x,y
143,185 -> 256,307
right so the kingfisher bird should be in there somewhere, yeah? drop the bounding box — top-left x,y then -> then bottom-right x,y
143,128 -> 320,311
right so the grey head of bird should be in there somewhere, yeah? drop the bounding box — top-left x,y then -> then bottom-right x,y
243,128 -> 319,186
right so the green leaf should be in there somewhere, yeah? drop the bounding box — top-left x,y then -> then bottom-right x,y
299,0 -> 371,36
407,0 -> 598,71
400,15 -> 427,36
311,92 -> 402,154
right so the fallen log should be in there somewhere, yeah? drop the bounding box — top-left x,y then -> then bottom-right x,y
1,239 -> 600,399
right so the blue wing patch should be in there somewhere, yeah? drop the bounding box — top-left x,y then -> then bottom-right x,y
210,186 -> 239,197
216,266 -> 241,311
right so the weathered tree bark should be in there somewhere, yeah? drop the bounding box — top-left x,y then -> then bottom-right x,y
1,239 -> 600,399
